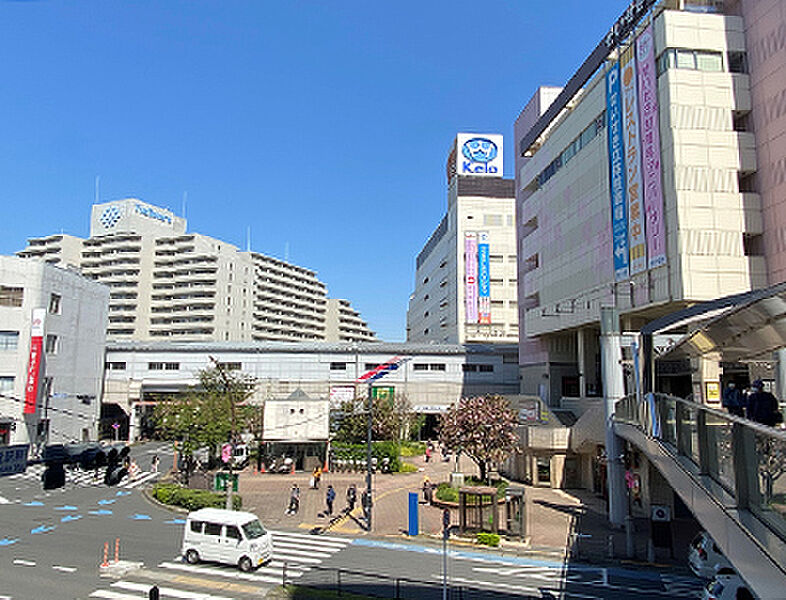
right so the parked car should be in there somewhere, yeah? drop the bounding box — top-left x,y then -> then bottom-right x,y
702,568 -> 754,600
689,531 -> 732,578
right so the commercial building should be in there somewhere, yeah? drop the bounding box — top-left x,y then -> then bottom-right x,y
18,199 -> 375,344
102,341 -> 520,442
408,134 -> 519,345
0,256 -> 109,448
515,0 -> 775,407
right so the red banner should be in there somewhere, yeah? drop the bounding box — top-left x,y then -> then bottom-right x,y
24,336 -> 43,414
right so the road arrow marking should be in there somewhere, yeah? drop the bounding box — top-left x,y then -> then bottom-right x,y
165,519 -> 186,524
115,491 -> 131,497
129,513 -> 151,520
97,499 -> 115,505
54,505 -> 78,511
89,509 -> 113,516
31,525 -> 56,534
61,515 -> 82,523
23,501 -> 44,507
0,538 -> 19,546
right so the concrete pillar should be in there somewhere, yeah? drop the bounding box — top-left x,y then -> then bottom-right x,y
577,328 -> 587,397
775,348 -> 786,400
690,353 -> 722,406
551,454 -> 566,488
600,307 -> 627,528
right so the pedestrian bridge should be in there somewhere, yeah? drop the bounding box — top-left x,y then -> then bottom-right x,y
613,393 -> 786,598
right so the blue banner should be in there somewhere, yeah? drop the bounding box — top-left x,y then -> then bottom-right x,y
606,63 -> 630,281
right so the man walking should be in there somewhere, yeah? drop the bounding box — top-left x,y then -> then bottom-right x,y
286,483 -> 300,515
325,484 -> 336,516
722,381 -> 745,417
747,380 -> 782,427
346,484 -> 357,513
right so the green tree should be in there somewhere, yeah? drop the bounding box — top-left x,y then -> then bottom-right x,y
438,395 -> 519,482
332,392 -> 417,444
153,366 -> 257,480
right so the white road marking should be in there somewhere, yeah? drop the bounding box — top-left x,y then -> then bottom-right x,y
269,542 -> 335,558
270,550 -> 322,564
90,591 -> 147,600
159,560 -> 299,584
52,565 -> 78,573
270,530 -> 350,544
12,559 -> 36,567
111,580 -> 236,599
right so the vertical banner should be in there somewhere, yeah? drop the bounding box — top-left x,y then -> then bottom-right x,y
606,62 -> 630,282
24,308 -> 46,415
478,231 -> 491,324
621,45 -> 647,275
636,24 -> 667,269
464,232 -> 479,323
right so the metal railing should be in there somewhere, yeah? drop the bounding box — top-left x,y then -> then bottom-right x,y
285,564 -> 538,599
614,393 -> 786,542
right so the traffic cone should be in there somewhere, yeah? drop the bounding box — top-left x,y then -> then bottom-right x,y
323,459 -> 329,473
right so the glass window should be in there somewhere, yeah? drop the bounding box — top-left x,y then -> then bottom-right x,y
165,362 -> 179,370
45,335 -> 58,354
728,51 -> 748,74
330,362 -> 346,371
479,364 -> 494,372
190,520 -> 203,533
430,364 -> 446,371
462,364 -> 478,372
676,49 -> 696,69
48,293 -> 61,314
0,331 -> 19,351
696,51 -> 722,72
413,364 -> 429,371
148,362 -> 164,370
0,286 -> 23,307
0,376 -> 14,393
225,525 -> 242,540
204,522 -> 222,536
242,519 -> 266,539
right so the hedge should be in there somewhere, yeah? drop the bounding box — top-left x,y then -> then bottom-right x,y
476,532 -> 500,547
151,483 -> 242,511
331,441 -> 401,472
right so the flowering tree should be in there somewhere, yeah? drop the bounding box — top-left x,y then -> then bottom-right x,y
438,394 -> 519,482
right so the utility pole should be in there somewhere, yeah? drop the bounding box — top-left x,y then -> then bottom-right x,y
210,356 -> 237,511
365,380 -> 373,531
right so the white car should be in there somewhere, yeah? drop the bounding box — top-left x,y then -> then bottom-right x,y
702,568 -> 754,600
689,531 -> 732,578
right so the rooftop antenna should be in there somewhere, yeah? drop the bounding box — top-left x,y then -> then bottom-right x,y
94,175 -> 100,204
246,226 -> 251,252
182,191 -> 188,220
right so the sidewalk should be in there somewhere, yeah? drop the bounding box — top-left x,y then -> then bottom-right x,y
236,453 -> 694,571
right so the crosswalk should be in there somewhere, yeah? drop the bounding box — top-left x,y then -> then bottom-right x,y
87,530 -> 352,599
5,464 -> 160,491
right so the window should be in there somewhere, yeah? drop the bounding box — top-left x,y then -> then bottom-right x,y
105,362 -> 126,371
462,364 -> 478,372
218,362 -> 241,371
0,331 -> 19,351
676,49 -> 696,69
165,362 -> 179,370
728,51 -> 748,74
364,363 -> 379,371
479,364 -> 494,373
190,520 -> 204,534
0,286 -> 23,307
430,364 -> 446,371
330,362 -> 346,371
204,522 -> 222,536
413,363 -> 429,371
148,362 -> 164,370
48,293 -> 61,314
225,525 -> 241,540
696,51 -> 722,72
0,376 -> 13,393
45,335 -> 58,354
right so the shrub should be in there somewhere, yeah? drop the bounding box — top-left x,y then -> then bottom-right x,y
476,532 -> 500,547
397,462 -> 418,473
435,482 -> 458,503
331,441 -> 401,472
399,441 -> 426,457
151,483 -> 241,511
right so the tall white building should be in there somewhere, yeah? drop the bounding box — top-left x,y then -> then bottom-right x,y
408,134 -> 519,344
18,199 -> 375,343
0,256 -> 108,447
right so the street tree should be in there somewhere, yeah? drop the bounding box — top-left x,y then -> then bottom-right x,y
438,394 -> 519,482
333,393 -> 417,444
153,366 -> 258,480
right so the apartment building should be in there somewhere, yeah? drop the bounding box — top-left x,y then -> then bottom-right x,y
18,199 -> 375,344
516,0 -> 767,404
0,256 -> 108,447
408,134 -> 519,345
325,298 -> 376,343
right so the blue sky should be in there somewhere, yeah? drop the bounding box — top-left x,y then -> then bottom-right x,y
0,0 -> 631,341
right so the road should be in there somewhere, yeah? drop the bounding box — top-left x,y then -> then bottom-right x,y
0,441 -> 707,599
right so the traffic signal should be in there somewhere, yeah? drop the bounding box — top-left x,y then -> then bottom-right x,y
104,444 -> 130,486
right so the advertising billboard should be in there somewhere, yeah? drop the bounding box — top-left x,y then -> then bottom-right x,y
465,232 -> 479,323
456,134 -> 503,177
329,386 -> 355,408
24,308 -> 46,415
621,45 -> 647,275
636,24 -> 667,269
606,62 -> 630,282
478,231 -> 491,324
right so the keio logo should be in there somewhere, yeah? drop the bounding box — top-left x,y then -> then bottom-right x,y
461,138 -> 498,174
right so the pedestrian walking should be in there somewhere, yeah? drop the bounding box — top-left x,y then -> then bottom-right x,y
422,476 -> 433,504
346,484 -> 357,513
151,454 -> 160,473
311,466 -> 322,489
326,484 -> 336,516
425,444 -> 432,463
747,380 -> 783,427
722,381 -> 745,418
361,488 -> 370,521
286,484 -> 300,515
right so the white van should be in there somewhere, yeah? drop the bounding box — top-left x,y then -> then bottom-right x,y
182,508 -> 273,572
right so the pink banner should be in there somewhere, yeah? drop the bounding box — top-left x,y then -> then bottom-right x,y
636,24 -> 667,269
465,233 -> 478,323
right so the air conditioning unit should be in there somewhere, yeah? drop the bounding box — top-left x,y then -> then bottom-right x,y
651,504 -> 671,522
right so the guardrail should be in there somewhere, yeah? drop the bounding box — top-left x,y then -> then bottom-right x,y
614,393 -> 786,543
